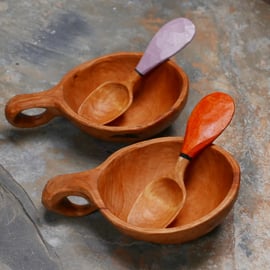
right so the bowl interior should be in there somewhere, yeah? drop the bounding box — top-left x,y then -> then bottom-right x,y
61,53 -> 185,127
97,139 -> 236,227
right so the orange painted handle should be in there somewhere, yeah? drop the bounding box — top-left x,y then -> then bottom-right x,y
42,170 -> 101,217
5,88 -> 60,128
181,92 -> 235,158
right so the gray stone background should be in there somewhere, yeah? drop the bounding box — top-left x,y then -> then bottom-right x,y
0,0 -> 269,269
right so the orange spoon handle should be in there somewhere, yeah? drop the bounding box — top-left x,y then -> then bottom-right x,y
181,92 -> 235,158
5,88 -> 60,128
42,169 -> 102,217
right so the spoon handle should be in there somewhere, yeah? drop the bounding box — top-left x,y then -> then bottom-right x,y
136,18 -> 195,75
181,92 -> 235,158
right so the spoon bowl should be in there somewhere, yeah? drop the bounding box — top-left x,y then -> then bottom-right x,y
5,52 -> 188,142
78,70 -> 140,124
42,136 -> 240,244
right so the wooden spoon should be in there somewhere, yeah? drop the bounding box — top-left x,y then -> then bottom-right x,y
127,92 -> 235,228
78,18 -> 195,124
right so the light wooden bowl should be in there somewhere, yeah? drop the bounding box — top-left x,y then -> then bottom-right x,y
5,52 -> 188,142
42,137 -> 240,244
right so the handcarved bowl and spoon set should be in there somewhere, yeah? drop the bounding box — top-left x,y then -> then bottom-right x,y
5,18 -> 240,244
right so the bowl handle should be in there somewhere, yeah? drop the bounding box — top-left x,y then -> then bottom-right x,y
5,88 -> 61,128
42,169 -> 102,217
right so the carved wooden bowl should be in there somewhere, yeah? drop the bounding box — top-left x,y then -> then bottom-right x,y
5,52 -> 188,142
42,137 -> 240,244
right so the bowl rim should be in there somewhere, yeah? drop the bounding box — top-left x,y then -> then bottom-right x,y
99,136 -> 240,235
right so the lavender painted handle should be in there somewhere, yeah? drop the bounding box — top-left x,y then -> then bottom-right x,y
136,18 -> 195,75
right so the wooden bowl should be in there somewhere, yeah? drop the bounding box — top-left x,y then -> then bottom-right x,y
5,52 -> 188,142
42,137 -> 240,244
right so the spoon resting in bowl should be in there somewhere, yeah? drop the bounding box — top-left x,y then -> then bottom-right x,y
78,17 -> 195,125
127,92 -> 235,228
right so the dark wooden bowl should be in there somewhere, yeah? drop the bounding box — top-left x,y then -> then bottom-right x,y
42,137 -> 240,244
5,52 -> 188,142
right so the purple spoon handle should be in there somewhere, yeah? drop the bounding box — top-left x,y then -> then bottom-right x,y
136,18 -> 195,75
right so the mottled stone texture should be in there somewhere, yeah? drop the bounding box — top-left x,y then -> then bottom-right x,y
0,0 -> 269,269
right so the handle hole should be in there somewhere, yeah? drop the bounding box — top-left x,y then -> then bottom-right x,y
67,195 -> 90,207
22,108 -> 47,116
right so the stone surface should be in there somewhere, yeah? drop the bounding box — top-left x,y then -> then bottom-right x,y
0,166 -> 61,270
0,0 -> 270,269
